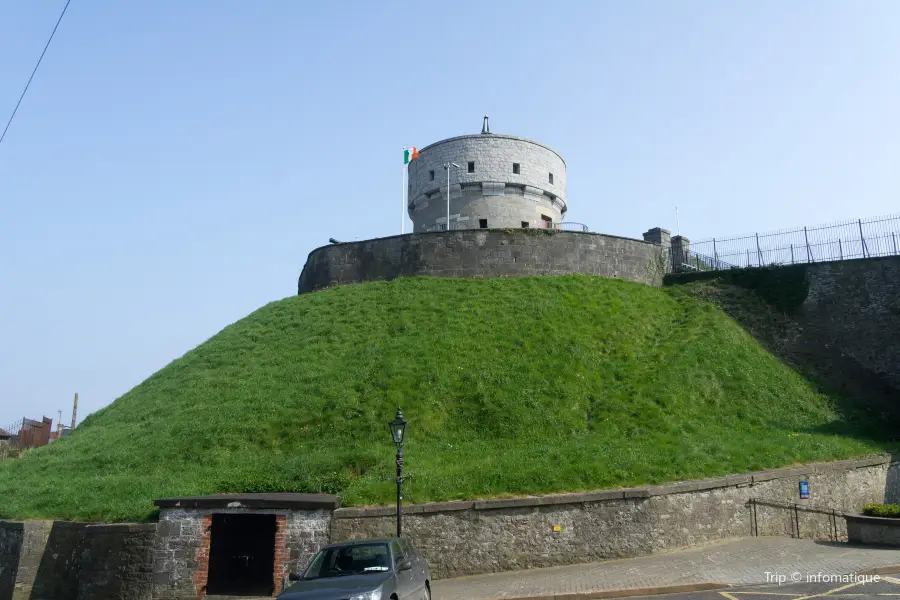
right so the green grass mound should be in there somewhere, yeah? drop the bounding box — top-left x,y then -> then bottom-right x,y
0,276 -> 893,522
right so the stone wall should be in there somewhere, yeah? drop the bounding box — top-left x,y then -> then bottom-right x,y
666,256 -> 900,395
801,257 -> 900,390
0,520 -> 155,600
0,522 -> 25,600
0,521 -> 52,600
152,507 -> 332,600
79,523 -> 156,600
846,514 -> 900,546
298,230 -> 667,294
3,457 -> 899,594
332,455 -> 900,579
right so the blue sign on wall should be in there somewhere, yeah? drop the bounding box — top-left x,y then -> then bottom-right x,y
799,481 -> 810,499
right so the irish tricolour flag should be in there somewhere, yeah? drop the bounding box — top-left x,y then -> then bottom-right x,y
403,147 -> 419,164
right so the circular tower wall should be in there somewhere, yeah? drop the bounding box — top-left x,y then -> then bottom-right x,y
407,134 -> 567,232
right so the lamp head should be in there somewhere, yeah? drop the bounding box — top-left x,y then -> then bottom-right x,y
389,408 -> 408,446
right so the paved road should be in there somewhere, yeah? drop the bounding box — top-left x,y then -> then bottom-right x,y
620,575 -> 900,600
432,538 -> 900,600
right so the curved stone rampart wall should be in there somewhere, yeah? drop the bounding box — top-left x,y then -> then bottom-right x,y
297,230 -> 665,294
408,134 -> 567,232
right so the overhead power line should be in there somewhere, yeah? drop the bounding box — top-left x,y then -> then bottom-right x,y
0,0 -> 73,146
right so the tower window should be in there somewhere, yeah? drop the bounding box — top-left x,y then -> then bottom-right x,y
479,219 -> 488,229
549,173 -> 554,184
521,221 -> 529,228
467,161 -> 475,173
429,170 -> 435,181
513,163 -> 520,174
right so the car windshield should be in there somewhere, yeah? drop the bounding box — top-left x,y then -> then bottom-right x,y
303,543 -> 392,580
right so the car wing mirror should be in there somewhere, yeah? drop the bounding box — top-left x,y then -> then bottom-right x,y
288,572 -> 301,581
399,560 -> 413,571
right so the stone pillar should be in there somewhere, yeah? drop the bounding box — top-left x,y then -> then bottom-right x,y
642,227 -> 671,246
671,235 -> 691,271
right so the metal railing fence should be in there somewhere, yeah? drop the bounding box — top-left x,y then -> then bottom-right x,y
686,214 -> 900,271
552,222 -> 590,232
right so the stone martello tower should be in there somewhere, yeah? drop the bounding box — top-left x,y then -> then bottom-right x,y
407,116 -> 567,232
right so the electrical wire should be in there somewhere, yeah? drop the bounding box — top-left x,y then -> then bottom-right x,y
0,0 -> 73,146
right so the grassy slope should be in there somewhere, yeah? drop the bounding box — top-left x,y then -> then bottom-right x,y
0,276 -> 893,522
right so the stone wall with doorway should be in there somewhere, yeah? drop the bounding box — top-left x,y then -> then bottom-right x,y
2,460 -> 899,595
150,494 -> 337,599
331,455 -> 900,579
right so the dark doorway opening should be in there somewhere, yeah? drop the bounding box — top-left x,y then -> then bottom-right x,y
207,514 -> 276,597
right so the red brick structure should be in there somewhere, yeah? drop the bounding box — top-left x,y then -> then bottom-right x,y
273,514 -> 288,596
193,515 -> 212,597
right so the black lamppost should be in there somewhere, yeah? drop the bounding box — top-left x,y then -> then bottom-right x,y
388,408 -> 409,538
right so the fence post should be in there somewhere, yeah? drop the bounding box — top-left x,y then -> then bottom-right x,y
713,238 -> 718,270
858,219 -> 868,258
804,226 -> 812,263
838,239 -> 843,261
756,233 -> 762,266
894,232 -> 898,255
746,249 -> 751,268
790,244 -> 795,264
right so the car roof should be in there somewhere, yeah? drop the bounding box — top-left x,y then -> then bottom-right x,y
321,537 -> 407,550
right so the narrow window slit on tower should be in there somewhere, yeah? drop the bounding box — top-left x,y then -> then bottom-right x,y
549,173 -> 554,184
467,161 -> 475,173
513,163 -> 520,174
429,170 -> 435,181
479,219 -> 488,229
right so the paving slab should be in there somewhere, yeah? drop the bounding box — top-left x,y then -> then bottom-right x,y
432,537 -> 900,600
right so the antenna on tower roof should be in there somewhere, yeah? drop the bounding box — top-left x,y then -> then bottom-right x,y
481,113 -> 490,134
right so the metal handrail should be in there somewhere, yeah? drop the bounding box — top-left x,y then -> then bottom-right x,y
423,221 -> 591,233
552,222 -> 589,232
748,497 -> 845,541
425,222 -> 467,232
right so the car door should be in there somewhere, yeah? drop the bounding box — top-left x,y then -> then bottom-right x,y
399,539 -> 428,600
391,540 -> 415,599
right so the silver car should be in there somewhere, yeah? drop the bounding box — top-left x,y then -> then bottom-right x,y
279,537 -> 431,600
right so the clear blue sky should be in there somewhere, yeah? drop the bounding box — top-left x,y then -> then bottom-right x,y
1,1 -> 898,427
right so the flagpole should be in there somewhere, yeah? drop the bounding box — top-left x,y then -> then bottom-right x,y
402,156 -> 406,235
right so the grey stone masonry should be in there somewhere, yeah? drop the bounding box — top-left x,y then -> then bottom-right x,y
846,514 -> 900,546
801,256 -> 900,391
298,229 -> 667,293
151,507 -> 332,600
331,455 -> 900,580
408,133 -> 567,232
643,227 -> 671,246
0,520 -> 155,600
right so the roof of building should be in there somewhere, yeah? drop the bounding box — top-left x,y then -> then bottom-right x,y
153,493 -> 341,510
